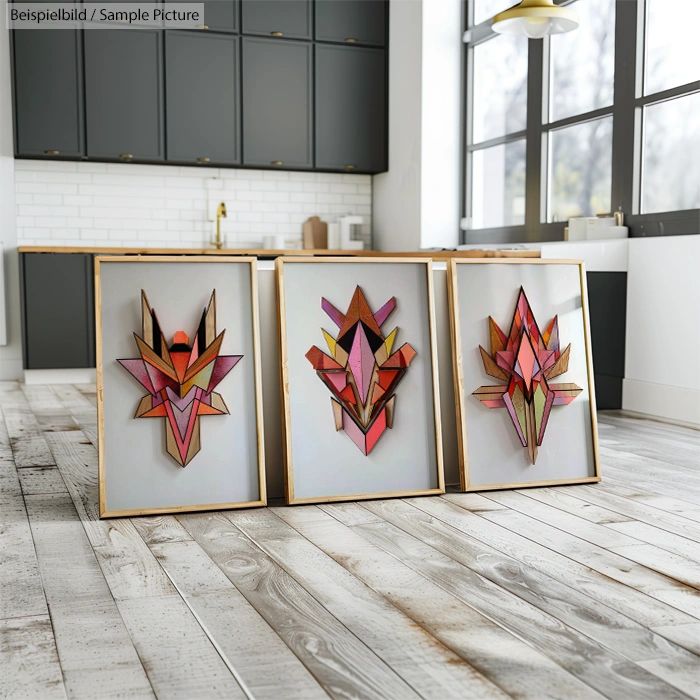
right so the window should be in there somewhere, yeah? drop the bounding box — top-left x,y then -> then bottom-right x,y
463,0 -> 700,240
466,32 -> 527,229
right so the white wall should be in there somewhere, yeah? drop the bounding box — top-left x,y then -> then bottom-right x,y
420,0 -> 462,250
373,0 -> 462,252
16,161 -> 372,248
0,5 -> 24,380
373,0 -> 423,251
623,234 -> 700,426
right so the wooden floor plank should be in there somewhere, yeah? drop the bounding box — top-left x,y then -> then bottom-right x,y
477,505 -> 700,621
356,501 -> 692,700
20,384 -> 70,416
45,430 -> 176,599
0,615 -> 66,700
24,493 -> 155,699
151,539 -> 329,699
17,467 -> 68,496
50,384 -> 96,414
0,418 -> 49,620
276,504 -> 604,700
598,419 -> 700,471
490,490 -> 700,587
595,478 -> 700,524
131,515 -> 193,546
178,510 -> 422,700
598,449 -> 700,504
0,384 -> 55,468
566,485 -> 700,544
231,507 -> 511,700
367,497 -> 700,699
441,492 -> 698,630
116,595 -> 247,700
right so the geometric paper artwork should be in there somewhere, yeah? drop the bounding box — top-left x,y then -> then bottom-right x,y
118,290 -> 242,467
306,286 -> 416,455
473,287 -> 582,464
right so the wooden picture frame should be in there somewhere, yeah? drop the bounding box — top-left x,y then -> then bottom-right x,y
277,257 -> 445,504
447,258 -> 601,492
96,256 -> 266,517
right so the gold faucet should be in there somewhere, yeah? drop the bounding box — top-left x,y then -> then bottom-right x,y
214,202 -> 227,249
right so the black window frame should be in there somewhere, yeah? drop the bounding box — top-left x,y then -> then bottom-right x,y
462,0 -> 700,244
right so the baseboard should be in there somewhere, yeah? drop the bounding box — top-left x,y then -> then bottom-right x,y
622,378 -> 700,427
0,358 -> 24,381
24,368 -> 95,385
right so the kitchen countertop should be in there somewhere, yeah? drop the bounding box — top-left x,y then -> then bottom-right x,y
18,246 -> 541,258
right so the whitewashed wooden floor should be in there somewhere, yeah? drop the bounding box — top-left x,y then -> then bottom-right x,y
2,381 -> 700,700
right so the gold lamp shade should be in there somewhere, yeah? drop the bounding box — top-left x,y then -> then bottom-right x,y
492,0 -> 579,38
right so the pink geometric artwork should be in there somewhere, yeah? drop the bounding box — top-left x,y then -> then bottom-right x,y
306,286 -> 416,455
118,290 -> 242,467
473,287 -> 582,464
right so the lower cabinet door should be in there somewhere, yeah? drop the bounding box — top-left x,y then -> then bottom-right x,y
21,254 -> 95,370
84,29 -> 165,162
165,31 -> 240,165
315,44 -> 387,174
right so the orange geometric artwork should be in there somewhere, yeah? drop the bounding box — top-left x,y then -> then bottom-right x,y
118,290 -> 242,467
306,286 -> 416,455
473,287 -> 582,464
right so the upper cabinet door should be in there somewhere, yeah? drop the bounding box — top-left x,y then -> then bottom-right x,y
242,38 -> 312,169
241,0 -> 311,40
171,0 -> 239,32
315,0 -> 387,47
12,29 -> 84,158
84,30 -> 164,162
315,45 -> 386,173
165,32 -> 240,165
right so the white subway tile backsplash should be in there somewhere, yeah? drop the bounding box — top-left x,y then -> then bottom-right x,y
15,160 -> 373,248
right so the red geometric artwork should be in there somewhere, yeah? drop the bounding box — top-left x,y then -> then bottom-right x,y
118,290 -> 242,467
306,286 -> 416,456
473,287 -> 582,464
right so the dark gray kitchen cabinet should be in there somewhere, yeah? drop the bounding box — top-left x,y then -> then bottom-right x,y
85,29 -> 164,162
242,38 -> 312,168
241,0 -> 311,40
20,254 -> 95,370
315,0 -> 387,46
587,272 -> 627,409
171,0 -> 238,32
12,29 -> 84,158
165,31 -> 240,165
315,44 -> 386,173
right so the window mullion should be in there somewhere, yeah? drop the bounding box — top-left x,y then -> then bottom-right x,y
525,37 -> 546,240
611,0 -> 642,216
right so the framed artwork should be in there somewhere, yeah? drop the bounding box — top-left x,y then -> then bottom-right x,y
96,256 -> 266,517
277,258 -> 445,504
447,259 -> 600,491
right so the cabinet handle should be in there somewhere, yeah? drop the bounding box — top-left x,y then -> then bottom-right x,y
197,24 -> 208,29
271,160 -> 283,166
120,153 -> 133,160
345,164 -> 356,170
44,150 -> 59,155
345,38 -> 357,43
197,157 -> 211,163
270,31 -> 283,36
